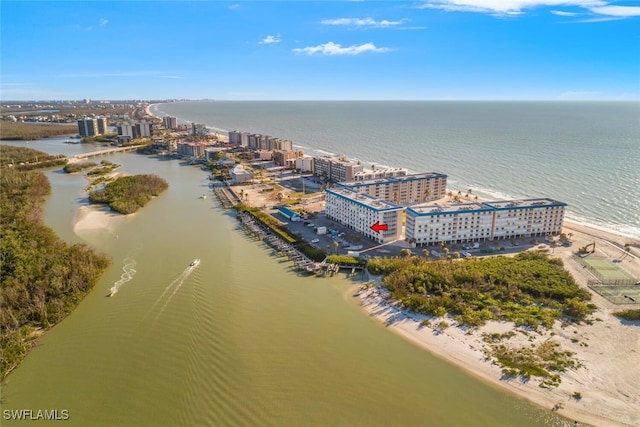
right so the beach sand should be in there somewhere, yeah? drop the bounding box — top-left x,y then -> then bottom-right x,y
73,204 -> 129,235
359,221 -> 640,427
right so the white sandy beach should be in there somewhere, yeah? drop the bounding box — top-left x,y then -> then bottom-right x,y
73,204 -> 129,235
360,221 -> 640,427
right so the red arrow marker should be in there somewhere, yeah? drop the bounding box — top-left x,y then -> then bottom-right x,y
370,221 -> 388,233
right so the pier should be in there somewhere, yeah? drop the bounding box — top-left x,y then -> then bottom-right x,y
211,181 -> 239,209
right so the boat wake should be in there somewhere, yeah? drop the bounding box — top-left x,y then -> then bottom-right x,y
143,259 -> 200,320
108,257 -> 137,297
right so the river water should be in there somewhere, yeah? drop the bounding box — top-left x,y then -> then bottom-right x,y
1,139 -> 567,426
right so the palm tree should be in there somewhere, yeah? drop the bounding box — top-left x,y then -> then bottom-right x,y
400,248 -> 411,258
422,249 -> 430,258
332,241 -> 339,254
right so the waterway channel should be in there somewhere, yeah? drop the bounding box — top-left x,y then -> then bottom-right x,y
1,140 -> 568,426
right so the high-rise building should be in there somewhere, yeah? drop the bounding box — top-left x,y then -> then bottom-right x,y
163,116 -> 177,129
96,117 -> 108,135
77,119 -> 98,137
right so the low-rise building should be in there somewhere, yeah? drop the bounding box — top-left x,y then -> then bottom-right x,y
230,164 -> 253,183
325,187 -> 403,243
273,150 -> 304,167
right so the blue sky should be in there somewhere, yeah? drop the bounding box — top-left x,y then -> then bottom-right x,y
1,1 -> 639,101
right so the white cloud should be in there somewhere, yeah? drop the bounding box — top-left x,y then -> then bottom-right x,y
159,75 -> 184,79
550,10 -> 580,16
99,18 -> 108,27
321,17 -> 410,28
589,5 -> 640,16
228,4 -> 240,9
415,1 -> 634,16
259,35 -> 281,45
293,42 -> 390,56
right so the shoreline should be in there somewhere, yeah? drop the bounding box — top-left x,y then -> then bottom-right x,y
358,220 -> 640,427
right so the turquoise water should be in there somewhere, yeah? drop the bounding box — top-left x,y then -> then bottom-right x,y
153,100 -> 640,238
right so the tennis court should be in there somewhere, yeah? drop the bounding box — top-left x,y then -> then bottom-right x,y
589,284 -> 640,305
579,255 -> 636,285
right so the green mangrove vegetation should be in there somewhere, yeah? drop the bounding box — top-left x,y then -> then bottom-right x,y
368,250 -> 592,329
0,122 -> 76,140
1,144 -> 67,171
0,158 -> 110,378
63,161 -> 98,173
88,174 -> 168,214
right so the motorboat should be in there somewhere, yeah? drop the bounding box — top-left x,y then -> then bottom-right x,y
108,286 -> 118,297
190,259 -> 200,267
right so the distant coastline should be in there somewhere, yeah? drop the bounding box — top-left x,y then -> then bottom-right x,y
151,100 -> 640,240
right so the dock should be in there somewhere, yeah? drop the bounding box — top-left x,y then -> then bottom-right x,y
237,212 -> 320,273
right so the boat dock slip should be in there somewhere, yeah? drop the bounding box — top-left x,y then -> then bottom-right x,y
237,212 -> 320,273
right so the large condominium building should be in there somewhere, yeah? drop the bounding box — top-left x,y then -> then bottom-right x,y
313,156 -> 364,182
177,142 -> 206,158
405,198 -> 567,246
338,172 -> 447,205
484,199 -> 566,240
96,117 -> 108,135
325,187 -> 403,243
228,131 -> 250,147
77,118 -> 97,136
78,117 -> 108,136
295,156 -> 314,173
135,122 -> 153,138
163,116 -> 177,129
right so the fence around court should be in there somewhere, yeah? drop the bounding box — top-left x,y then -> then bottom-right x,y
577,255 -> 637,286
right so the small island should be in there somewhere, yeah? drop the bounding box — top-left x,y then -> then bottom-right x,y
88,174 -> 168,214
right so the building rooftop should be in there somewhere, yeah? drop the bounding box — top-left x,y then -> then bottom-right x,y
408,201 -> 492,215
327,187 -> 403,211
339,172 -> 447,188
483,198 -> 567,209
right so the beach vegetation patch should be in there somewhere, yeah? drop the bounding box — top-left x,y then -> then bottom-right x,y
88,174 -> 168,214
613,309 -> 640,321
488,340 -> 581,388
368,250 -> 592,329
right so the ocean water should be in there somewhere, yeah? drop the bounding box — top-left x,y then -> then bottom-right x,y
152,101 -> 640,238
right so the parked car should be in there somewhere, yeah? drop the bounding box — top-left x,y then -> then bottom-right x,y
311,238 -> 320,243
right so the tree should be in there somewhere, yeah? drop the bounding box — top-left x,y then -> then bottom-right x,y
332,241 -> 339,254
422,249 -> 430,258
400,248 -> 411,258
